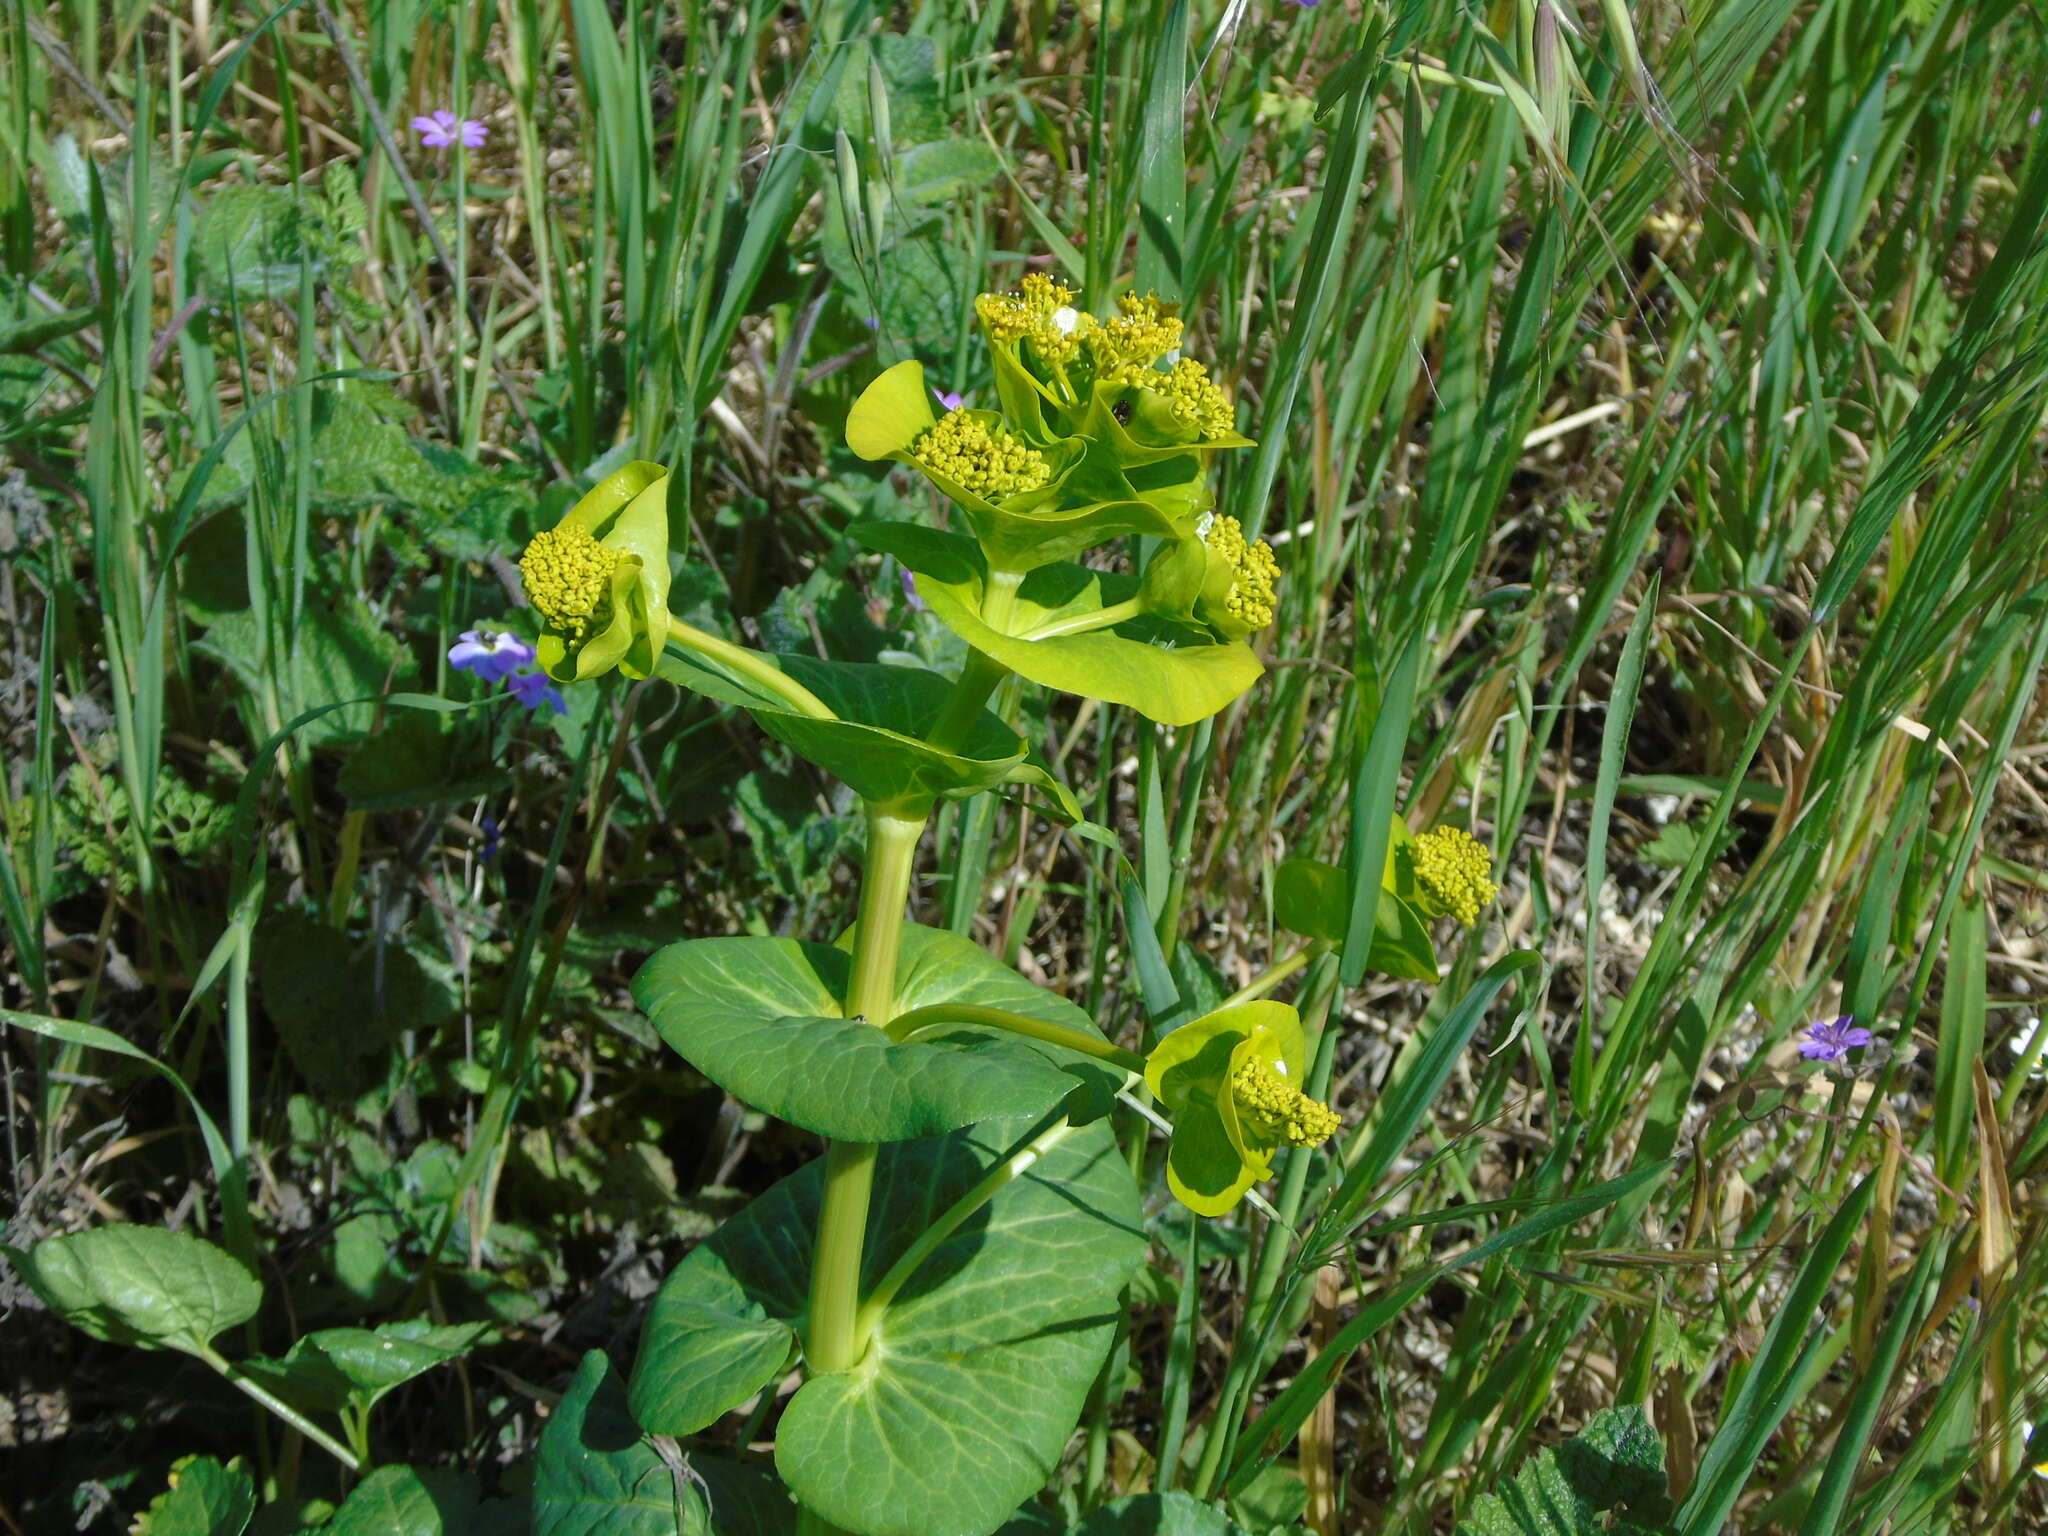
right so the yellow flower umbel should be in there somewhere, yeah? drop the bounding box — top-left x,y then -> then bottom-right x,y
912,410 -> 1053,501
1088,292 -> 1184,380
1230,1056 -> 1342,1148
1145,1000 -> 1339,1216
976,273 -> 1089,369
519,461 -> 673,683
1193,514 -> 1281,640
1406,825 -> 1499,926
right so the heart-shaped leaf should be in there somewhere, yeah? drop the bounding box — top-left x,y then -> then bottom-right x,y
536,1351 -> 795,1536
634,925 -> 1118,1141
3,1225 -> 259,1354
632,1115 -> 1145,1536
658,649 -> 1024,803
321,1466 -> 517,1536
917,567 -> 1261,727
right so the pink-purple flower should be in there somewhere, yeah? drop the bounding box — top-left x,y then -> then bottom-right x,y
504,667 -> 566,714
933,387 -> 965,412
413,109 -> 488,149
1798,1015 -> 1873,1062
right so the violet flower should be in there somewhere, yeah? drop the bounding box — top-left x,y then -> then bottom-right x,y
1798,1015 -> 1873,1062
413,109 -> 488,149
449,629 -> 537,683
505,667 -> 566,714
933,387 -> 965,412
900,567 -> 926,613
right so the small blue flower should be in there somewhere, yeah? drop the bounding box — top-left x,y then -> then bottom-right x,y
900,567 -> 926,613
933,388 -> 965,412
480,813 -> 502,862
449,629 -> 537,683
1798,1015 -> 1873,1062
505,667 -> 566,714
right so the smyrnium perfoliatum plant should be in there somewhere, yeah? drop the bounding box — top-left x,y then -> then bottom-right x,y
512,271 -> 1499,1536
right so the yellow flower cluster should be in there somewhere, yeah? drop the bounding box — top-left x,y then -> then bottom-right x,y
914,410 -> 1053,499
1230,1057 -> 1340,1148
520,524 -> 622,641
1409,826 -> 1499,926
975,274 -> 1086,366
1159,357 -> 1236,440
1205,515 -> 1280,630
1089,292 -> 1184,374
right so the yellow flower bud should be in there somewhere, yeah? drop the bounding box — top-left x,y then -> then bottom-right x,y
1407,825 -> 1499,926
1088,292 -> 1184,373
516,461 -> 673,683
975,275 -> 1089,368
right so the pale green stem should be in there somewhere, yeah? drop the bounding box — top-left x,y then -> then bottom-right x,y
1016,595 -> 1146,642
853,1108 -> 1075,1339
886,1002 -> 1147,1075
665,616 -> 837,721
805,800 -> 927,1375
1216,942 -> 1319,1009
197,1344 -> 362,1472
1390,57 -> 1507,96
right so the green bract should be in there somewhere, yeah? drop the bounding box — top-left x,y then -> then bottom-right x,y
520,460 -> 672,682
848,359 -> 1180,571
1144,1001 -> 1337,1217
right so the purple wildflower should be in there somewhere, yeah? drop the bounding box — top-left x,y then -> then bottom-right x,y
1798,1015 -> 1873,1062
505,667 -> 566,714
1288,0 -> 1319,8
449,629 -> 537,683
933,388 -> 965,412
480,813 -> 502,863
413,109 -> 488,149
900,567 -> 926,612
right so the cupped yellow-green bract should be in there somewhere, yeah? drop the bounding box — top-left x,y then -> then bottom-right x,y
519,461 -> 672,683
847,359 -> 1178,571
1144,1001 -> 1339,1217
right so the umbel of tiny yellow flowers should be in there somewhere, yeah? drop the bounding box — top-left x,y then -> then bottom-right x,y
913,410 -> 1052,500
1194,514 -> 1280,639
519,461 -> 673,683
1405,825 -> 1500,926
1145,1000 -> 1338,1217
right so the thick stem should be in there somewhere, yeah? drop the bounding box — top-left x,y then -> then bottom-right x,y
804,800 -> 927,1375
666,616 -> 837,721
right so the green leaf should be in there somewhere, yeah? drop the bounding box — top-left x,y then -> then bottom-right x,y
196,597 -> 411,748
1455,1406 -> 1670,1535
658,649 -> 1026,803
634,925 -> 1119,1141
133,1456 -> 256,1536
2,1224 -> 259,1354
1273,858 -> 1437,981
245,1320 -> 492,1417
917,566 -> 1261,728
632,1116 -> 1145,1536
323,1467 -> 487,1536
535,1351 -> 797,1536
